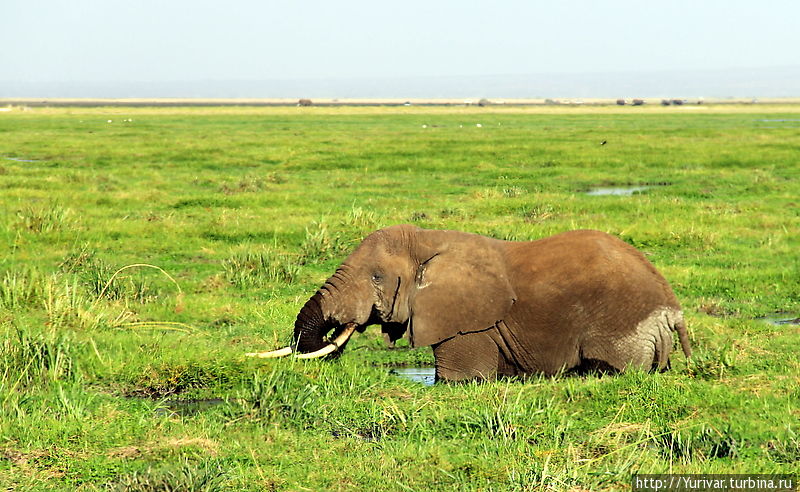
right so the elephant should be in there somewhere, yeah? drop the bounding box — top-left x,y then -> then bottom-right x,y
248,225 -> 691,382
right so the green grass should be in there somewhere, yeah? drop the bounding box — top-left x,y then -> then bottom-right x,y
0,105 -> 798,490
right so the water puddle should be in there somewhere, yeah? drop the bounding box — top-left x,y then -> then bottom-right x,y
153,398 -> 226,417
757,119 -> 800,129
759,315 -> 800,326
390,367 -> 436,386
586,186 -> 650,196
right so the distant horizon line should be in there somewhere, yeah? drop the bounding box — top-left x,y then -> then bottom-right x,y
4,64 -> 799,85
4,96 -> 800,108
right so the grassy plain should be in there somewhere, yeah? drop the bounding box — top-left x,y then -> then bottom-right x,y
0,104 -> 798,490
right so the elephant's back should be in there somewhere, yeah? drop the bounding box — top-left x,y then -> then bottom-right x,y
507,229 -> 676,302
501,230 -> 680,373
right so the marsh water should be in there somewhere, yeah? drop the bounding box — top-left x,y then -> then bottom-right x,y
390,367 -> 436,386
586,186 -> 650,196
760,315 -> 800,326
141,369 -> 440,416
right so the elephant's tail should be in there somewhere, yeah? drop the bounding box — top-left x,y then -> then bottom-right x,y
674,315 -> 692,359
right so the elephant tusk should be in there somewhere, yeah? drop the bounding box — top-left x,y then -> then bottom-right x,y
294,343 -> 338,359
295,323 -> 357,359
245,346 -> 293,358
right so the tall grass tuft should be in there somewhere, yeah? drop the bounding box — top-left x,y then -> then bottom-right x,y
520,204 -> 556,223
687,342 -> 737,380
0,326 -> 79,388
343,204 -> 377,230
61,247 -> 159,303
299,221 -> 335,263
58,243 -> 96,273
767,429 -> 800,464
0,266 -> 134,330
0,267 -> 46,309
219,174 -> 269,194
14,202 -> 72,233
86,262 -> 157,303
299,220 -> 354,263
237,367 -> 318,424
459,386 -> 527,440
55,381 -> 97,419
222,249 -> 301,288
502,186 -> 527,197
655,424 -> 742,463
109,459 -> 227,492
42,275 -> 108,330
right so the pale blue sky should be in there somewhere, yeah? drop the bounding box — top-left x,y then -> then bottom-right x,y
1,0 -> 798,99
2,0 -> 798,84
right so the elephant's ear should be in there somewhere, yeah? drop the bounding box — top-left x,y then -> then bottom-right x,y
408,235 -> 516,348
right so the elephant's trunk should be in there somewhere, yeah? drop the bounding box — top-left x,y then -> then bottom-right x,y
292,265 -> 368,356
247,262 -> 368,360
293,291 -> 330,353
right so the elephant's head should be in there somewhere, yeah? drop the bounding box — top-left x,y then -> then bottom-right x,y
252,224 -> 516,359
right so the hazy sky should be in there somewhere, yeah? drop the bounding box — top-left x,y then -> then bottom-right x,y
2,0 -> 798,83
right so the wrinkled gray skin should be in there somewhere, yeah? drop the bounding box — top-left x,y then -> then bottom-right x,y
293,225 -> 691,382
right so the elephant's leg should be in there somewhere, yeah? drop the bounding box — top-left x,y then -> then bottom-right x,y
432,330 -> 499,382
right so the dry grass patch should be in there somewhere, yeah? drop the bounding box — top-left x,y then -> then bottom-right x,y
107,437 -> 219,460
